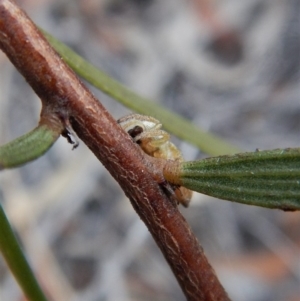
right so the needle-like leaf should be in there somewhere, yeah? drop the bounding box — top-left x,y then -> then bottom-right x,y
165,148 -> 300,210
0,124 -> 60,169
0,203 -> 49,301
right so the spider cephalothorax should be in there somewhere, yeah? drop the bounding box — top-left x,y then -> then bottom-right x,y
118,113 -> 192,207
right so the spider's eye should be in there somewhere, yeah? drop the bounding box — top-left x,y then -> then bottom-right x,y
128,125 -> 143,139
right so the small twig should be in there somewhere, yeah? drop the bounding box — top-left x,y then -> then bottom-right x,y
0,1 -> 230,300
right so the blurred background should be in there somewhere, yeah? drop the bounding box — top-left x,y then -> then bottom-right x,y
1,0 -> 300,300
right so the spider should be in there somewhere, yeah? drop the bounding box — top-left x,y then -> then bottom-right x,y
117,113 -> 192,207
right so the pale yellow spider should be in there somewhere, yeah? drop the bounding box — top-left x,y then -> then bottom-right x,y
118,113 -> 192,207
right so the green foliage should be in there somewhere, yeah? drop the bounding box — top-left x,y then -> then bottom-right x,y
0,204 -> 49,301
0,125 -> 60,169
180,148 -> 300,210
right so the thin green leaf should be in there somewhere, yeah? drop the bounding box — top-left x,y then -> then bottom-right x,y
0,124 -> 60,169
42,29 -> 241,156
0,204 -> 48,301
179,148 -> 300,210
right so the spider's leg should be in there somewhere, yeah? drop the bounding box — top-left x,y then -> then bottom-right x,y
174,187 -> 193,207
157,180 -> 179,207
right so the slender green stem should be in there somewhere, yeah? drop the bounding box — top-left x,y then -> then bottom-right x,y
0,204 -> 48,301
42,30 -> 241,156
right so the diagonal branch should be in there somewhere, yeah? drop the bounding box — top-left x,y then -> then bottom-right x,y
0,0 -> 230,300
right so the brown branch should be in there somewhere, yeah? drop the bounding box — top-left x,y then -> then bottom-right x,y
0,1 -> 230,300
